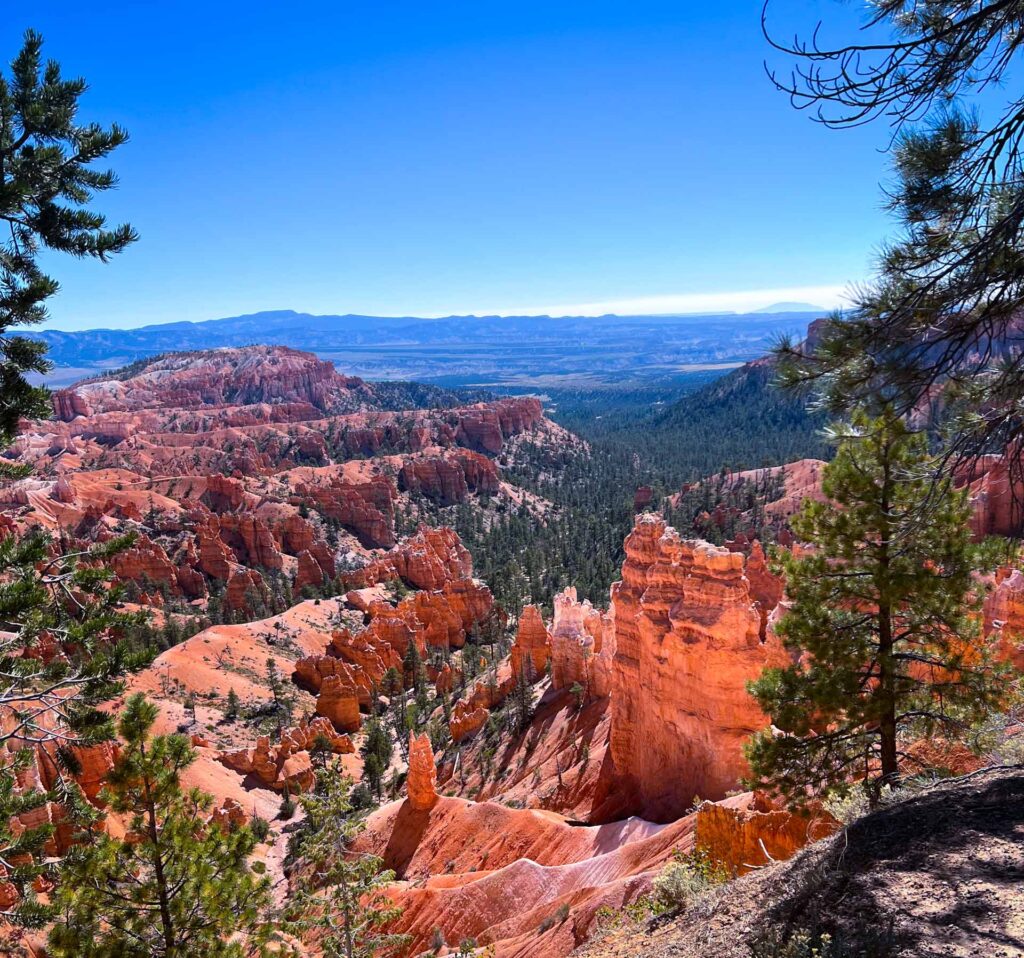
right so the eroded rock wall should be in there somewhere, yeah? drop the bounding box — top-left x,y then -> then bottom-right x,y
606,515 -> 787,822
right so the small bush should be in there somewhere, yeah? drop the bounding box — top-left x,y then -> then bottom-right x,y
823,782 -> 896,825
652,850 -> 728,911
349,781 -> 374,810
250,817 -> 271,841
538,902 -> 571,933
751,923 -> 896,958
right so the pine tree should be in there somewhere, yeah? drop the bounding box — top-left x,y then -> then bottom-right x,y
746,408 -> 1005,804
766,2 -> 1024,464
287,763 -> 407,958
309,731 -> 334,771
360,716 -> 392,800
225,687 -> 241,722
0,30 -> 137,447
0,27 -> 140,938
509,675 -> 533,734
403,641 -> 429,718
0,533 -> 145,927
265,656 -> 295,732
48,694 -> 276,958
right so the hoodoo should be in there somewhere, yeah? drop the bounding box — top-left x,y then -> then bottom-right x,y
606,515 -> 788,822
406,732 -> 439,810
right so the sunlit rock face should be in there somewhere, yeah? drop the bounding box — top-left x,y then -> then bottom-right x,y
511,604 -> 551,683
550,587 -> 614,700
406,732 -> 439,810
607,515 -> 787,823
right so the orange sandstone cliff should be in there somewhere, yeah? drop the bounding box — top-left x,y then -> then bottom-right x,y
602,515 -> 788,822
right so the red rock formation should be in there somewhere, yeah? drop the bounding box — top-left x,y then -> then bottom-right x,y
406,732 -> 438,810
454,398 -> 543,454
5,738 -> 119,855
550,587 -> 614,700
294,549 -> 329,592
225,568 -> 270,613
200,473 -> 248,512
434,662 -> 456,695
219,717 -> 353,792
295,474 -> 396,548
315,673 -> 362,732
111,535 -> 184,596
984,566 -> 1024,668
196,517 -> 235,580
745,539 -> 784,639
351,790 -> 699,958
694,793 -> 838,875
343,526 -> 475,592
510,605 -> 551,682
210,797 -> 248,830
327,631 -> 402,698
218,513 -> 284,571
398,450 -> 500,504
633,485 -> 654,512
450,701 -> 489,742
32,740 -> 119,806
302,572 -> 493,718
605,515 -> 788,822
52,346 -> 373,420
957,452 -> 1024,538
294,653 -> 369,696
449,668 -> 515,743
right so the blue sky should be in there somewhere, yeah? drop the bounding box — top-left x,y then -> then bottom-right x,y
4,1 -> 892,329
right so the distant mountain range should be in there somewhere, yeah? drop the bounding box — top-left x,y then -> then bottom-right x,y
27,308 -> 823,390
752,301 -> 827,314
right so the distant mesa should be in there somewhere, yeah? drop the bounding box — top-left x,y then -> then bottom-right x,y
752,301 -> 828,314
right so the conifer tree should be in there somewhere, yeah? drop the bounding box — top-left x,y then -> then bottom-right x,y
0,533 -> 145,927
265,656 -> 295,732
403,641 -> 429,718
225,687 -> 241,722
0,30 -> 136,446
287,763 -> 407,958
746,408 -> 1004,804
48,694 -> 275,958
0,28 -> 140,941
360,716 -> 392,800
766,2 -> 1024,465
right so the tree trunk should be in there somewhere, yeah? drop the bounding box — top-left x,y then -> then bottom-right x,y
877,600 -> 899,787
141,743 -> 176,957
877,433 -> 899,795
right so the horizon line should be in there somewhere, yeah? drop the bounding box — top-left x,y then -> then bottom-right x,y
35,283 -> 852,332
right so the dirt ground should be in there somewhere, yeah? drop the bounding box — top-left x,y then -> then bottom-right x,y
575,766 -> 1024,958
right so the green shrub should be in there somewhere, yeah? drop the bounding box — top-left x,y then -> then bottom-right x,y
250,817 -> 271,842
652,849 -> 729,911
751,924 -> 896,958
538,902 -> 571,933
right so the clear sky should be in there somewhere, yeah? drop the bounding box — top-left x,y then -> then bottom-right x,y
3,1 -> 893,330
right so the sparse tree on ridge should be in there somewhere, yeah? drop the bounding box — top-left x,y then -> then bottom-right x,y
746,408 -> 1005,804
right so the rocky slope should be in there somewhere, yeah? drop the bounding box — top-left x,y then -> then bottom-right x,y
2,346 -> 562,619
577,767 -> 1024,958
7,345 -> 1023,958
673,452 -> 1024,546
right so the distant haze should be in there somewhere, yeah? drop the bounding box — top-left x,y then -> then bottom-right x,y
27,308 -> 815,394
753,302 -> 827,314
